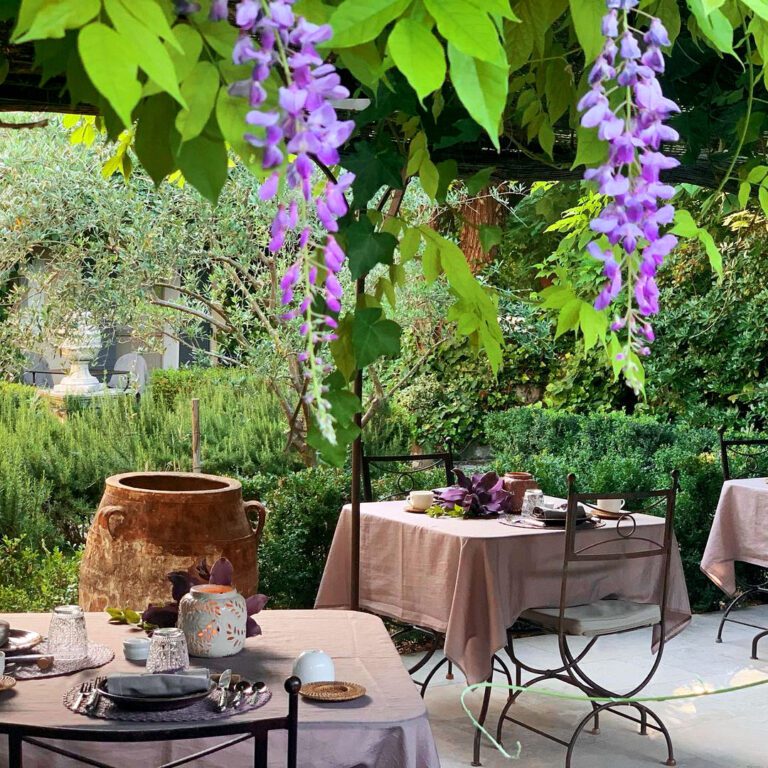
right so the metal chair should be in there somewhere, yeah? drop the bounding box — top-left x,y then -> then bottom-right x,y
716,427 -> 768,655
497,472 -> 680,768
0,676 -> 301,768
361,439 -> 455,503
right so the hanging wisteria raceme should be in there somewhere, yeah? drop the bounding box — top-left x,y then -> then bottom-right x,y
232,0 -> 356,443
578,0 -> 680,392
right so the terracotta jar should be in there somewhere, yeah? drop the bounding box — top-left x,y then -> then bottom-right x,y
79,472 -> 266,612
503,472 -> 539,513
178,584 -> 247,657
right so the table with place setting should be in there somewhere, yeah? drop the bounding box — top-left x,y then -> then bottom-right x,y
0,609 -> 440,768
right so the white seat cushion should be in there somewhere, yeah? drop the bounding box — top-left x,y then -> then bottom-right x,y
521,599 -> 662,637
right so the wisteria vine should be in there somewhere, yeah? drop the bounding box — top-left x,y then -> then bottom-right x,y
578,0 -> 680,392
230,0 -> 355,443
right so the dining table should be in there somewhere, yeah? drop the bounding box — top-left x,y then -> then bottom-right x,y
316,500 -> 692,686
0,609 -> 440,768
701,477 -> 768,596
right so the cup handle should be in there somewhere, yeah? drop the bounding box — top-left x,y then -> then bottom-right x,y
100,505 -> 126,539
618,499 -> 626,510
244,500 -> 267,543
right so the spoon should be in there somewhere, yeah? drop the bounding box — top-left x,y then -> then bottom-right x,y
246,681 -> 267,706
215,669 -> 232,711
232,680 -> 250,709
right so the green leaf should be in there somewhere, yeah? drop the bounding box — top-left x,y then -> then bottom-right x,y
540,285 -> 575,309
124,609 -> 142,624
688,0 -> 734,54
177,128 -> 228,203
569,0 -> 605,63
351,307 -> 402,367
479,224 -> 502,254
135,93 -> 179,184
697,227 -> 723,276
571,123 -> 608,169
337,42 -> 387,90
14,0 -> 99,43
419,156 -> 440,200
216,85 -> 263,175
124,0 -> 183,52
670,208 -> 699,237
329,0 -> 412,48
343,141 -> 404,209
329,314 -> 356,381
307,382 -> 361,466
176,61 -> 220,141
388,18 -> 445,103
162,24 -> 203,87
424,0 -> 502,62
545,60 -> 572,124
579,302 -> 607,352
78,23 -> 141,128
447,43 -> 508,150
105,607 -> 125,620
196,18 -> 239,58
738,180 -> 751,208
345,217 -> 398,280
538,117 -> 555,157
422,240 -> 441,282
399,226 -> 421,261
742,0 -> 768,21
466,166 -> 496,196
104,0 -> 186,107
747,164 -> 768,183
555,298 -> 581,338
435,158 -> 458,203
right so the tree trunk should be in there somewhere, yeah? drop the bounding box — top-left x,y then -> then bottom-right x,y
458,186 -> 505,273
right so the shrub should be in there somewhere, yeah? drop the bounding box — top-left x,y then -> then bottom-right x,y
485,407 -> 725,612
0,536 -> 81,612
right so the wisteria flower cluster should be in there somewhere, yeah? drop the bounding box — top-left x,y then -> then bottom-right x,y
231,0 -> 355,443
578,0 -> 680,392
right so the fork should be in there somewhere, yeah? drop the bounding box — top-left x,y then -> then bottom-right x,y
84,676 -> 106,714
74,680 -> 93,712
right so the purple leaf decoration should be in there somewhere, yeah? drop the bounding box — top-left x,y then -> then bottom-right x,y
436,471 -> 512,518
209,557 -> 234,586
245,617 -> 262,637
246,594 -> 269,615
195,558 -> 211,582
142,602 -> 179,628
168,571 -> 193,603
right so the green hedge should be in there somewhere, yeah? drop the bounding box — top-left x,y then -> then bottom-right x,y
485,407 -> 725,612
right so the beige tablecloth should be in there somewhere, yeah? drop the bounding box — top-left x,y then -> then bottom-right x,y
0,610 -> 439,768
316,502 -> 691,685
701,478 -> 768,596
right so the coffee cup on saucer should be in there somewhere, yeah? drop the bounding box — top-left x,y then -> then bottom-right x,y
0,651 -> 5,675
0,619 -> 9,648
408,491 -> 434,511
593,498 -> 625,517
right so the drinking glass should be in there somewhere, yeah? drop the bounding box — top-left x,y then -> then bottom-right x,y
48,605 -> 88,661
146,628 -> 189,674
521,489 -> 544,517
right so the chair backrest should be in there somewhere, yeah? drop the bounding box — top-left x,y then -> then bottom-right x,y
718,426 -> 768,481
558,471 -> 680,639
2,676 -> 301,768
109,352 -> 149,393
361,440 -> 455,502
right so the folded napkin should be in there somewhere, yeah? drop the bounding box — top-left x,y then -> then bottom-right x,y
107,669 -> 210,698
531,504 -> 587,522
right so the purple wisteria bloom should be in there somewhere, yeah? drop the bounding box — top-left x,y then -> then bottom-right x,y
578,1 -> 680,391
233,0 -> 356,443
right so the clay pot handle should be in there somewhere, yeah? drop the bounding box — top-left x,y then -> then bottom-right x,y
100,505 -> 126,539
244,500 -> 267,544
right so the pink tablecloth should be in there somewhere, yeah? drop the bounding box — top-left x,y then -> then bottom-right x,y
0,610 -> 439,768
701,478 -> 768,596
316,502 -> 691,685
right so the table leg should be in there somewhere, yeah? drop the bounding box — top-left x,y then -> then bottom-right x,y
8,733 -> 22,768
471,673 -> 493,767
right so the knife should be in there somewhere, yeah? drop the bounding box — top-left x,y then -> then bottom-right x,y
5,655 -> 54,670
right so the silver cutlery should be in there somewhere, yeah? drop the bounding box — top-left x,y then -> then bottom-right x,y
74,680 -> 93,712
246,681 -> 266,706
215,669 -> 232,712
84,676 -> 105,714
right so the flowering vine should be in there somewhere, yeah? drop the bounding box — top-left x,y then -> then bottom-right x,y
578,0 -> 680,392
232,0 -> 356,443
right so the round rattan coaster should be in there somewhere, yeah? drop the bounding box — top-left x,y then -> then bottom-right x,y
0,675 -> 17,692
403,504 -> 428,514
300,681 -> 366,702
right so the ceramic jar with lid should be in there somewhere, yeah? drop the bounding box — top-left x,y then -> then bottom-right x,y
178,584 -> 247,658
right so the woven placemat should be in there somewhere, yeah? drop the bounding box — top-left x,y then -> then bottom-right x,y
62,681 -> 272,723
13,642 -> 115,680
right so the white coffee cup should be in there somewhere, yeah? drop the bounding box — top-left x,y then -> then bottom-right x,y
409,490 -> 434,510
0,651 -> 5,675
594,498 -> 625,515
293,649 -> 335,684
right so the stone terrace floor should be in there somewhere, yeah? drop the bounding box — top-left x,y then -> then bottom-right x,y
404,607 -> 768,768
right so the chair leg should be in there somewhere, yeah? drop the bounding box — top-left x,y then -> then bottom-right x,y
751,629 -> 768,660
8,733 -> 22,768
716,587 -> 765,643
471,675 -> 493,767
446,660 -> 454,680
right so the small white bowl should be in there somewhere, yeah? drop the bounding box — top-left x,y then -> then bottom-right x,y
292,649 -> 335,685
123,637 -> 150,663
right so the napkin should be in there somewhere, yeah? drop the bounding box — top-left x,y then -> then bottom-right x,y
531,504 -> 587,522
107,669 -> 210,698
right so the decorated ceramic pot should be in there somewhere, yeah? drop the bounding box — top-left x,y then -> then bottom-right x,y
177,584 -> 247,658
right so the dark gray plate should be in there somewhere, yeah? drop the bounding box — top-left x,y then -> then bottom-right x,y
96,679 -> 215,711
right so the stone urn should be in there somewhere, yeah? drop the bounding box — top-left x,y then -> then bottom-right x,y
52,313 -> 105,396
79,472 -> 266,612
178,584 -> 247,657
503,472 -> 539,513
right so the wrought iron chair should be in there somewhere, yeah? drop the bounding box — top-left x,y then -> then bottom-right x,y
0,676 -> 301,768
496,472 -> 680,768
715,427 -> 768,655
